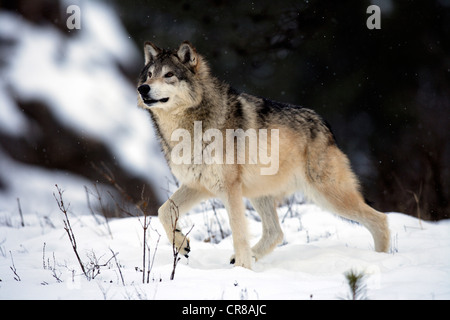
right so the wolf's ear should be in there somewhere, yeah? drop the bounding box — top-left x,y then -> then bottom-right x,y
177,41 -> 198,69
144,42 -> 161,64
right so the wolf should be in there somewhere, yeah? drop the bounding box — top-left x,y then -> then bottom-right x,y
136,41 -> 390,269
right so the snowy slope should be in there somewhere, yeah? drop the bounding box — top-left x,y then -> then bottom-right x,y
1,201 -> 449,300
0,1 -> 170,216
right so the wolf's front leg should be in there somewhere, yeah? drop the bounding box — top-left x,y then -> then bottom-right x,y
222,184 -> 252,269
158,185 -> 208,257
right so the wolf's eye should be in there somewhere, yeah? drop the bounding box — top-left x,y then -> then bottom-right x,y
148,71 -> 152,78
164,72 -> 174,78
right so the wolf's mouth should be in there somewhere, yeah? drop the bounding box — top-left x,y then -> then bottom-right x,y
144,97 -> 169,105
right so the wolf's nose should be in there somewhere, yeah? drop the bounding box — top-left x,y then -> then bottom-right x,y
138,84 -> 150,95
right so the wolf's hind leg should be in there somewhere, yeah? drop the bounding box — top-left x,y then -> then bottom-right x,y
249,196 -> 284,261
158,185 -> 208,257
306,145 -> 390,252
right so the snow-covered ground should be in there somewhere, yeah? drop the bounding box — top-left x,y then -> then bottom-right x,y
1,197 -> 449,300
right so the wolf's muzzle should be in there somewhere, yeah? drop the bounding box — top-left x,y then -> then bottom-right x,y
138,84 -> 169,106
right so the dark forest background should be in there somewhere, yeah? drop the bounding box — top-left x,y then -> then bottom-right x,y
1,0 -> 449,220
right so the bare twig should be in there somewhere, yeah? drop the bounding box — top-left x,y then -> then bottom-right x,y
92,162 -> 151,218
42,242 -> 47,270
407,182 -> 423,229
210,199 -> 226,241
9,251 -> 21,281
92,163 -> 166,284
53,184 -> 88,279
141,214 -> 150,284
91,162 -> 134,206
42,244 -> 63,283
85,185 -> 102,225
85,184 -> 113,238
110,248 -> 125,286
107,188 -> 151,284
51,252 -> 63,283
17,198 -> 25,227
281,194 -> 301,223
93,163 -> 160,284
85,250 -> 117,280
147,225 -> 161,283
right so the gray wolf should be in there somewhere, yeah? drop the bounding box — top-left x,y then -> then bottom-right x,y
136,41 -> 390,269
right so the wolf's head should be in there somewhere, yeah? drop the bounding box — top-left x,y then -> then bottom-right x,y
137,41 -> 207,111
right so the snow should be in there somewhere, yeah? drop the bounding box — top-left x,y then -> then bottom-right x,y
1,200 -> 449,300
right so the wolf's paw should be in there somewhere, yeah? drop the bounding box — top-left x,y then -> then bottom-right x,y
176,240 -> 190,258
178,239 -> 190,258
174,230 -> 190,258
229,252 -> 253,269
230,252 -> 259,264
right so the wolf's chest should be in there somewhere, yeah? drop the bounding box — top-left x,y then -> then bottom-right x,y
170,162 -> 225,192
